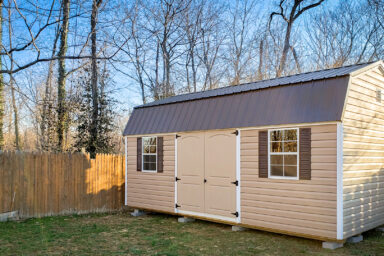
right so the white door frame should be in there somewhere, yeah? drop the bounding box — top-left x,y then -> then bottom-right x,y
174,130 -> 240,223
174,135 -> 178,213
236,130 -> 241,223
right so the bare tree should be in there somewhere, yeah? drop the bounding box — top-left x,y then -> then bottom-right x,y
7,0 -> 19,150
57,0 -> 70,151
306,0 -> 382,69
226,0 -> 259,85
89,0 -> 103,157
182,0 -> 205,92
270,0 -> 324,77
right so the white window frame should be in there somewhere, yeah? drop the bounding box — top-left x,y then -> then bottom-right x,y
142,136 -> 157,173
268,128 -> 299,180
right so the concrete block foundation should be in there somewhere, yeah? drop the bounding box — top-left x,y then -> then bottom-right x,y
347,235 -> 363,244
322,242 -> 344,250
131,209 -> 147,217
232,226 -> 247,231
178,217 -> 195,223
0,211 -> 19,222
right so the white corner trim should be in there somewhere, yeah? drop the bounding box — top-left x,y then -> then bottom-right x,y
174,136 -> 178,213
124,137 -> 128,206
336,122 -> 344,240
236,130 -> 241,223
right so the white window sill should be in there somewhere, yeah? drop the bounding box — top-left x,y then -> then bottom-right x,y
268,175 -> 299,181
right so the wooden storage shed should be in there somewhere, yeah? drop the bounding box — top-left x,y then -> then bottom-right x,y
123,61 -> 384,245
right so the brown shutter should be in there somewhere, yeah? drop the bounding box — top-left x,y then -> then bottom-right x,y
137,137 -> 142,171
258,130 -> 268,178
157,137 -> 164,173
299,128 -> 311,180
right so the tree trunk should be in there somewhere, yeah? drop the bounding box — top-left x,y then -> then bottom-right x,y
276,21 -> 292,77
8,5 -> 19,150
0,0 -> 4,150
10,84 -> 19,150
154,40 -> 160,99
89,0 -> 102,157
57,0 -> 70,151
257,39 -> 264,80
191,50 -> 197,92
41,24 -> 60,151
290,45 -> 301,73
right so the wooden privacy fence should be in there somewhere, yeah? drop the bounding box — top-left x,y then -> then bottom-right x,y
0,152 -> 125,218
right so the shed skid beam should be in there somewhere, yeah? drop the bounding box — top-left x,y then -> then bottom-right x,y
131,209 -> 147,217
178,217 -> 195,223
322,242 -> 344,250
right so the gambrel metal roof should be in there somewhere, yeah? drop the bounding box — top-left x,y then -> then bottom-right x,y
123,62 -> 377,136
136,62 -> 371,109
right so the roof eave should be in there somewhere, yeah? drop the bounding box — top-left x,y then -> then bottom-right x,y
350,60 -> 384,77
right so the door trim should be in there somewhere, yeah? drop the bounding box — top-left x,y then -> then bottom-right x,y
175,135 -> 178,213
236,130 -> 241,223
175,130 -> 240,221
178,209 -> 238,223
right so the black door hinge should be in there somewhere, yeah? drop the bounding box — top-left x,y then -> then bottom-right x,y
231,180 -> 239,186
231,211 -> 239,217
175,204 -> 180,208
204,178 -> 207,183
175,177 -> 180,181
176,134 -> 181,139
232,130 -> 239,136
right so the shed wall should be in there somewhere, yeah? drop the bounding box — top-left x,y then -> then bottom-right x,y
343,66 -> 384,238
126,135 -> 175,212
240,124 -> 338,239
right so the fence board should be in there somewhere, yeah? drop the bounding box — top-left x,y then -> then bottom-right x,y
0,152 -> 125,218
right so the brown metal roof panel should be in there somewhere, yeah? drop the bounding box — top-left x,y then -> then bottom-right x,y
157,103 -> 173,133
197,98 -> 214,131
162,103 -> 177,133
136,62 -> 369,109
123,76 -> 349,135
224,93 -> 244,129
174,101 -> 192,132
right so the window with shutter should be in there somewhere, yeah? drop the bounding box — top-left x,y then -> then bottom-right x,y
137,136 -> 164,173
142,136 -> 157,172
268,128 -> 299,179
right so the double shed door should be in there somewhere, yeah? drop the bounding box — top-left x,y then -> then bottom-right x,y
177,130 -> 237,219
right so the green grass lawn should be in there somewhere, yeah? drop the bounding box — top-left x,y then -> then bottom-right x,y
0,212 -> 383,256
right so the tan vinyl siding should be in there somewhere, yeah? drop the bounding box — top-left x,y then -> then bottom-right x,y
343,67 -> 384,238
126,136 -> 175,212
240,124 -> 337,239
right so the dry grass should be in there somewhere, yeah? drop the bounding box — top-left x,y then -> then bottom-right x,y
0,212 -> 383,255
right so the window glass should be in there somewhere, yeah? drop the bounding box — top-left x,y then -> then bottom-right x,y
270,155 -> 283,165
270,130 -> 282,141
284,142 -> 297,152
142,136 -> 157,172
269,129 -> 298,179
271,165 -> 283,176
284,166 -> 297,177
271,142 -> 282,152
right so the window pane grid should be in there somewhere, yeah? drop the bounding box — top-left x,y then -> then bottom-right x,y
142,136 -> 157,172
269,129 -> 298,179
